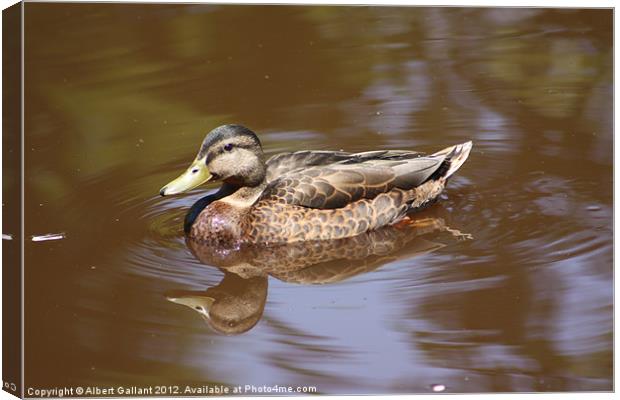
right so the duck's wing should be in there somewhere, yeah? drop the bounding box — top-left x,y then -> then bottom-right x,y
264,150 -> 423,182
259,151 -> 447,209
265,151 -> 352,182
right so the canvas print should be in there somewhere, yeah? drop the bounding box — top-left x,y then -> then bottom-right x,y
2,1 -> 613,396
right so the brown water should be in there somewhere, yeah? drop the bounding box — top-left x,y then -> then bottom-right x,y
22,4 -> 612,394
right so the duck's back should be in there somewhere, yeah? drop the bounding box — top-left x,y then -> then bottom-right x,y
247,142 -> 472,244
264,149 -> 424,182
261,156 -> 443,209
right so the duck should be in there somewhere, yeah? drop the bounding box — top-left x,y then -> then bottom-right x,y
159,124 -> 472,245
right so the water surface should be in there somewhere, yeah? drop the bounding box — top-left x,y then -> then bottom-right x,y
23,4 -> 612,394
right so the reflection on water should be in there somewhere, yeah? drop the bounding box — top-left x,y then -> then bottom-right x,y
168,216 -> 458,334
23,4 -> 611,394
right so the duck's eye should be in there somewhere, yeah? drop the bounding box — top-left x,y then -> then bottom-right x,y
224,143 -> 233,152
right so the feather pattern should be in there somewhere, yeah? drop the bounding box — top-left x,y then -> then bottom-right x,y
260,151 -> 445,209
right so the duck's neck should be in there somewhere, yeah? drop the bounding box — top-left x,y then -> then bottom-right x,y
219,180 -> 267,208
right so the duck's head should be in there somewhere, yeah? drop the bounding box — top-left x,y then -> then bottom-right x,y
166,273 -> 268,335
160,124 -> 266,196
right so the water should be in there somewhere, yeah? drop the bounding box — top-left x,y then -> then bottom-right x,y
22,4 -> 612,393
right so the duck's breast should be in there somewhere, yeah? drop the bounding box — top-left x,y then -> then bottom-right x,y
189,201 -> 250,244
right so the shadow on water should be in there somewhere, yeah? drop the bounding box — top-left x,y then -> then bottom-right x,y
166,214 -> 462,335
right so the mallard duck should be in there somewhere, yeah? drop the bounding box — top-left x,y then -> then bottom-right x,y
160,124 -> 472,245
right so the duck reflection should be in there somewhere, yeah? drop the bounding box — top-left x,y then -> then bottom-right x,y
167,215 -> 465,334
167,273 -> 268,335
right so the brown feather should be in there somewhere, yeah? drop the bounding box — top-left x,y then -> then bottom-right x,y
259,154 -> 446,210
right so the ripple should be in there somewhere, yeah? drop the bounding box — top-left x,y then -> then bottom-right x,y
117,189 -> 227,286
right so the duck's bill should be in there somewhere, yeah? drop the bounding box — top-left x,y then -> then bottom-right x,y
166,291 -> 215,318
159,157 -> 212,196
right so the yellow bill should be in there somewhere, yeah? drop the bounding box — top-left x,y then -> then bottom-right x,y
166,292 -> 215,319
159,157 -> 212,196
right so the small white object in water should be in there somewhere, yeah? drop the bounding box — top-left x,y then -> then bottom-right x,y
431,384 -> 446,392
31,233 -> 66,242
2,234 -> 13,240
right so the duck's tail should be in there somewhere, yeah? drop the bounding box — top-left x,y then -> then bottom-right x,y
432,141 -> 473,180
